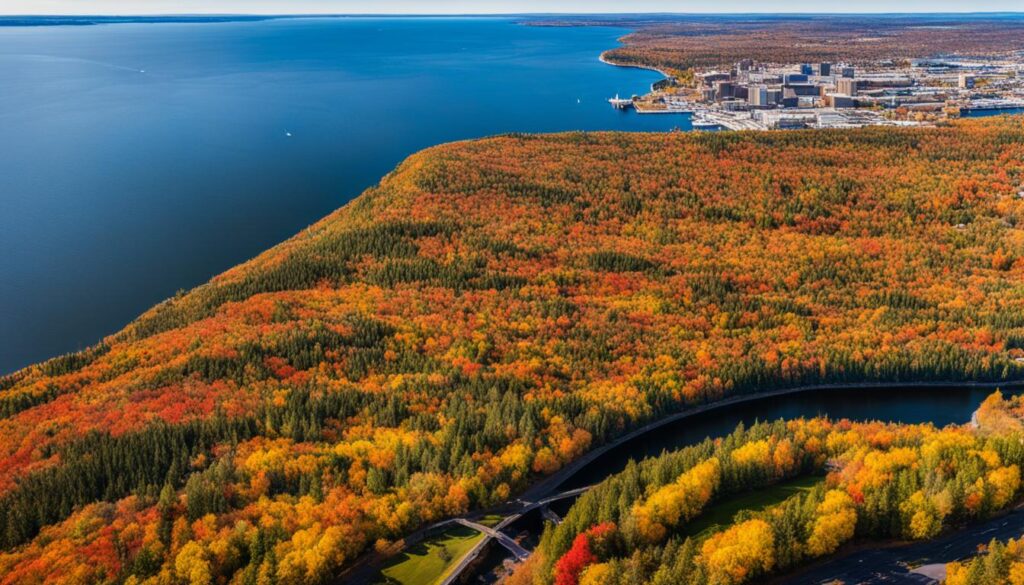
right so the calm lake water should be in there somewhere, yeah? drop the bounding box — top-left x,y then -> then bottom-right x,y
0,17 -> 689,375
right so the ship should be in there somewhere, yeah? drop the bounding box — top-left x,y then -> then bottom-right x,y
691,114 -> 721,130
608,93 -> 634,109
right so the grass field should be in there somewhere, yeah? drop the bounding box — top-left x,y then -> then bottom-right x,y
376,524 -> 484,585
477,514 -> 505,528
685,475 -> 823,538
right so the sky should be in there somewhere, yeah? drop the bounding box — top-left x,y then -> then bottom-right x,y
3,1 -> 1022,16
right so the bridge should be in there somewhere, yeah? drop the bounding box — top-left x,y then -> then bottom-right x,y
454,519 -> 530,560
541,506 -> 562,525
435,485 -> 594,585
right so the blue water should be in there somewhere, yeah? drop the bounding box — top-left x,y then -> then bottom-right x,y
0,17 -> 688,375
963,107 -> 1024,117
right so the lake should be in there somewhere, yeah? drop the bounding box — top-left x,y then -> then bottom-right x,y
0,17 -> 688,375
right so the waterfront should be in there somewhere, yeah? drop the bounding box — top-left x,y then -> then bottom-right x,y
0,16 -> 689,375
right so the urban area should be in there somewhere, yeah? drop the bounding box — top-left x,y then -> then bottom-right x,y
611,54 -> 1024,130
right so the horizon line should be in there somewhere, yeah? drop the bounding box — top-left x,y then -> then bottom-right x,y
4,11 -> 1024,17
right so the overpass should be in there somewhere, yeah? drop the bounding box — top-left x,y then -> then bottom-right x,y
435,485 -> 594,585
454,519 -> 530,560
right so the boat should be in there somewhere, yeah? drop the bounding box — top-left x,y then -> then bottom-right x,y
608,94 -> 633,109
691,114 -> 721,130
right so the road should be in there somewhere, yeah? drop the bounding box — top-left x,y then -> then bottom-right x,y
788,508 -> 1024,584
454,519 -> 530,559
541,506 -> 562,525
340,380 -> 1024,584
518,380 -> 1024,504
343,485 -> 593,585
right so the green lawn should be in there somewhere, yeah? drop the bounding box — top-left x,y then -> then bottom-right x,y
685,475 -> 822,539
375,524 -> 484,585
477,514 -> 505,528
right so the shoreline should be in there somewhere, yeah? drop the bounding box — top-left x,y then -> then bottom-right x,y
522,378 -> 1024,500
598,51 -> 673,80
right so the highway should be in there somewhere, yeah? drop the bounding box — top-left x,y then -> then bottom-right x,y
788,508 -> 1024,584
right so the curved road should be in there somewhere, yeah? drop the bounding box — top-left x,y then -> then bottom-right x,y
788,507 -> 1024,584
343,379 -> 1024,584
520,380 -> 1024,503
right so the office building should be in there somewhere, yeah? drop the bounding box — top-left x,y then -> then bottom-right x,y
837,78 -> 858,96
749,85 -> 769,107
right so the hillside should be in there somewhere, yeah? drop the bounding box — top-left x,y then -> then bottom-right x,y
2,118 -> 1024,582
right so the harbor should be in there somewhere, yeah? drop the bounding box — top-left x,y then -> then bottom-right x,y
608,52 -> 1024,131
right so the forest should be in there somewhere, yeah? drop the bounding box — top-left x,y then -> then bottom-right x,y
1,118 -> 1024,583
945,530 -> 1024,585
509,391 -> 1024,585
585,15 -> 1024,72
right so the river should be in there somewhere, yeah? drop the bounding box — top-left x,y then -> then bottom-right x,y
459,383 -> 1024,584
0,16 -> 688,375
558,383 -> 1020,491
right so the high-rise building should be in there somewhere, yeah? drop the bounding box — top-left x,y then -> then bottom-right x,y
818,62 -> 832,76
748,84 -> 770,107
841,67 -> 855,78
837,78 -> 858,96
800,64 -> 814,75
959,74 -> 976,89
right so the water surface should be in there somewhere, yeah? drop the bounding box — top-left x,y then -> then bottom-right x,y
559,384 -> 1020,490
0,17 -> 688,374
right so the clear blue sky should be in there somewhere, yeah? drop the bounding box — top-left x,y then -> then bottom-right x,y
4,1 -> 1021,15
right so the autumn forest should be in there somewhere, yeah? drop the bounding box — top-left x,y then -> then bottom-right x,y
2,117 -> 1024,583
